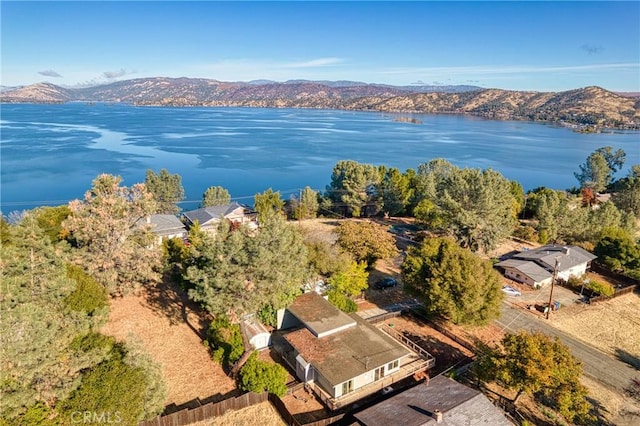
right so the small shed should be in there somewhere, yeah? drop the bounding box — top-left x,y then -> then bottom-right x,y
242,316 -> 271,350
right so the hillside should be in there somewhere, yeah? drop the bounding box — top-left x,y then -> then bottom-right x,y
2,78 -> 638,129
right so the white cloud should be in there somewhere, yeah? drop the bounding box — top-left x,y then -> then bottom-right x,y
379,63 -> 639,76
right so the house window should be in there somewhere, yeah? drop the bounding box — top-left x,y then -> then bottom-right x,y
374,366 -> 385,381
387,360 -> 399,371
342,380 -> 354,395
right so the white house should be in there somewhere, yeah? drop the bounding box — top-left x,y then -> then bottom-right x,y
496,245 -> 597,288
273,293 -> 411,403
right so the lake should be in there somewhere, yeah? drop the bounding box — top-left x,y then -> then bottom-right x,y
1,103 -> 638,213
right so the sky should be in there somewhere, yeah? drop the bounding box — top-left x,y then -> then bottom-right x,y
1,1 -> 639,92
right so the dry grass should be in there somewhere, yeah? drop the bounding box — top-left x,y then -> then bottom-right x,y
549,292 -> 640,361
581,376 -> 640,425
100,284 -> 236,407
188,401 -> 285,426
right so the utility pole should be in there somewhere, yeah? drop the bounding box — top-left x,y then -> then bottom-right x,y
546,257 -> 560,320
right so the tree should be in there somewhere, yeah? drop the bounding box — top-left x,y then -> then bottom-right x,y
291,186 -> 319,220
326,261 -> 368,313
612,164 -> 640,218
254,188 -> 284,222
594,232 -> 640,273
475,331 -> 593,423
303,237 -> 353,277
335,220 -> 397,268
326,160 -> 382,217
186,215 -> 309,321
238,352 -> 287,397
145,169 -> 185,214
63,174 -> 161,295
574,147 -> 625,192
202,185 -> 231,207
379,167 -> 412,216
402,238 -> 503,325
33,205 -> 71,243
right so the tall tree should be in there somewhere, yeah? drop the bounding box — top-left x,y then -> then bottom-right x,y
402,237 -> 503,325
326,160 -> 382,217
201,185 -> 231,207
612,164 -> 640,218
291,186 -> 319,220
574,147 -> 625,192
379,167 -> 412,216
63,174 -> 161,295
145,169 -> 185,214
475,331 -> 593,423
335,220 -> 398,268
254,188 -> 284,223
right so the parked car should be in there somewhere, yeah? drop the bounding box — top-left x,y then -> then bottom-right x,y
501,285 -> 522,297
375,277 -> 398,289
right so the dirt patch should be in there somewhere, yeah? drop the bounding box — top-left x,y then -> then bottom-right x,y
100,283 -> 236,407
189,401 -> 285,426
581,375 -> 640,425
548,292 -> 640,362
280,387 -> 326,416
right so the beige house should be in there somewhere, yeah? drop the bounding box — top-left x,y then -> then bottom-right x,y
137,214 -> 187,246
496,245 -> 597,288
182,202 -> 258,234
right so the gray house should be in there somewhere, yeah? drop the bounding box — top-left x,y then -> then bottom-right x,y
496,245 -> 597,288
354,375 -> 513,425
137,214 -> 187,246
182,202 -> 258,234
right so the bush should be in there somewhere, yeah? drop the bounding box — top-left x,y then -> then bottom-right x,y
238,352 -> 287,397
64,264 -> 108,316
327,290 -> 357,313
207,316 -> 244,367
586,279 -> 615,297
513,225 -> 538,242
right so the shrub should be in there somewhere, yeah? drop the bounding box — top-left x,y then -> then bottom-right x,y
207,316 -> 244,367
586,279 -> 615,297
238,352 -> 287,397
64,264 -> 108,316
513,225 -> 538,242
327,290 -> 357,313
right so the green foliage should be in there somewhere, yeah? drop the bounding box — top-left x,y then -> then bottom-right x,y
475,331 -> 594,424
238,352 -> 288,397
291,186 -> 319,220
10,403 -> 58,426
64,265 -> 108,317
186,216 -> 309,319
63,174 -> 161,295
303,237 -> 353,277
586,279 -> 615,297
327,290 -> 358,313
574,147 -> 625,192
145,169 -> 185,214
412,159 -> 517,252
402,238 -> 503,325
34,205 -> 72,243
257,304 -> 278,328
512,225 -> 538,242
327,261 -> 369,297
202,185 -> 231,207
207,316 -> 245,367
612,164 -> 640,218
594,232 -> 640,274
0,216 -> 12,246
254,188 -> 285,222
335,220 -> 397,268
326,160 -> 383,217
379,167 -> 413,216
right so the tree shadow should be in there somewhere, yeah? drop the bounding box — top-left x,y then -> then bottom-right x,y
163,388 -> 243,415
586,395 -> 614,426
142,274 -> 209,340
615,348 -> 640,370
400,330 -> 472,375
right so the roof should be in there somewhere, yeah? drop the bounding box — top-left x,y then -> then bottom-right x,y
287,292 -> 356,337
495,258 -> 552,283
242,315 -> 270,340
182,202 -> 253,225
354,375 -> 512,426
136,214 -> 186,235
513,245 -> 597,272
283,313 -> 409,386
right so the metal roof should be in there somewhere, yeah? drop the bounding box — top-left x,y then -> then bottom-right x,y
182,202 -> 251,225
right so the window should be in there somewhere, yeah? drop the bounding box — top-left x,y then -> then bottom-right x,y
342,380 -> 354,395
374,366 -> 385,381
387,360 -> 399,371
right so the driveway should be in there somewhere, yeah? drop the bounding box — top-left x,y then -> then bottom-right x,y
496,302 -> 639,394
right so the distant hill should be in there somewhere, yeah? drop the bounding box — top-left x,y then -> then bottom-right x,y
2,77 -> 638,129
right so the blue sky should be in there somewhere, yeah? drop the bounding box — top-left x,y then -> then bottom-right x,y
2,1 -> 639,91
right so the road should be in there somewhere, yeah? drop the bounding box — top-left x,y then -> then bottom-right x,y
496,302 -> 638,393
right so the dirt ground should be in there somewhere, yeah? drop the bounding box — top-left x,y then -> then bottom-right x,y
188,401 -> 285,426
100,282 -> 236,408
548,292 -> 640,364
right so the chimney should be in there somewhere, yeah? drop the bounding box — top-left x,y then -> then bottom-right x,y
145,215 -> 151,224
433,409 -> 443,423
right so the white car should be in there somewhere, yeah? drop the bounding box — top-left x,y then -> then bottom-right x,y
502,286 -> 522,297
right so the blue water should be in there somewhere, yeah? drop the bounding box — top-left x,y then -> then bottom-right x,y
1,103 -> 638,212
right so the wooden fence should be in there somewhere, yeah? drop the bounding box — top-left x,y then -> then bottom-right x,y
139,392 -> 268,426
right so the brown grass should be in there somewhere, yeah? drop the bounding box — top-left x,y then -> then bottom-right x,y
188,401 -> 285,426
549,292 -> 640,360
100,284 -> 236,407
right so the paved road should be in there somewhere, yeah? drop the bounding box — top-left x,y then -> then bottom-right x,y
496,302 -> 639,393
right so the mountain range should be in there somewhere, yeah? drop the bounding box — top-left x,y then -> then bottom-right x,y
2,77 -> 639,129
